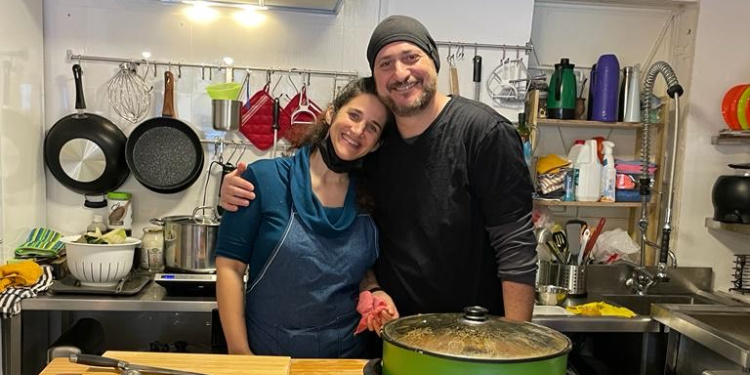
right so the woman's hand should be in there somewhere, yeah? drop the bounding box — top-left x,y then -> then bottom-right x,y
368,290 -> 400,335
220,162 -> 256,212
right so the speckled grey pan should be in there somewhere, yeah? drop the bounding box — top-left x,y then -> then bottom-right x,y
126,71 -> 204,194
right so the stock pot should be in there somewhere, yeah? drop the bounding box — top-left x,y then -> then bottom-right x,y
368,306 -> 571,375
151,206 -> 219,273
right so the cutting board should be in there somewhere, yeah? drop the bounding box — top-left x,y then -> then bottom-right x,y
39,351 -> 291,375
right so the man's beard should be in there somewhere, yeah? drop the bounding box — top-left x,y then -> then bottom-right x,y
381,78 -> 437,117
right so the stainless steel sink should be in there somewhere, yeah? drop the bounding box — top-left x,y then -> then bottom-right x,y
682,312 -> 750,348
602,294 -> 717,315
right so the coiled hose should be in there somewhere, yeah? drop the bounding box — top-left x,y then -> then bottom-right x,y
639,61 -> 683,279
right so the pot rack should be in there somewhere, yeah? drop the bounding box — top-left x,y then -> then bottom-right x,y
435,40 -> 534,53
66,50 -> 359,79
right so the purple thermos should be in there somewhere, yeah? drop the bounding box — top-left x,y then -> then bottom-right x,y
590,54 -> 620,122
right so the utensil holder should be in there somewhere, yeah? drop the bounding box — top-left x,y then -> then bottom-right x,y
536,260 -> 562,287
212,99 -> 241,131
560,264 -> 587,296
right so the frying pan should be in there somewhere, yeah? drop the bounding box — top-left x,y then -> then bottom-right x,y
44,64 -> 129,196
126,71 -> 204,194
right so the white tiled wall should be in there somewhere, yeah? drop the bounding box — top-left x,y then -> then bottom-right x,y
42,0 -> 536,239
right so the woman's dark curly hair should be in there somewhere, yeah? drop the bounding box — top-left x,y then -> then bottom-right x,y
290,77 -> 392,213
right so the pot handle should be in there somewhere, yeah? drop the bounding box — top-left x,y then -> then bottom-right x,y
193,205 -> 219,225
149,218 -> 165,226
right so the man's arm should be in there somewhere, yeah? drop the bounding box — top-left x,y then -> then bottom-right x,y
220,162 -> 256,212
471,120 -> 538,321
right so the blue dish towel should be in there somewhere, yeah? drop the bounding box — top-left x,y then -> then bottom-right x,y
14,228 -> 65,259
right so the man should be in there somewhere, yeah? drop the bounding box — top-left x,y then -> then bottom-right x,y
221,15 -> 537,322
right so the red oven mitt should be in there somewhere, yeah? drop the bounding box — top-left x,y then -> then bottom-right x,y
240,84 -> 290,151
355,290 -> 387,335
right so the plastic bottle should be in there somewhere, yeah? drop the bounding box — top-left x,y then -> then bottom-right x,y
567,140 -> 585,164
86,215 -> 108,234
575,139 -> 601,202
600,141 -> 616,202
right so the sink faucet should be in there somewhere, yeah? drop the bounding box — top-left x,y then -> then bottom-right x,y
613,258 -> 658,295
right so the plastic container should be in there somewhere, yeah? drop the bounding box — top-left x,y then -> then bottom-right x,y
567,139 -> 585,164
206,82 -> 241,100
575,139 -> 601,202
86,215 -> 108,234
600,141 -> 616,202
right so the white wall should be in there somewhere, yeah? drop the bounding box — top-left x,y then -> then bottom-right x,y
0,0 -> 47,262
676,0 -> 750,292
42,0 -> 536,238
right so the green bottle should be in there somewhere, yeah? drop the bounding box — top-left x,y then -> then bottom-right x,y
547,58 -> 578,119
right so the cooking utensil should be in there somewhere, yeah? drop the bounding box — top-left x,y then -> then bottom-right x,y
271,97 -> 280,157
284,84 -> 322,147
379,306 -> 571,375
126,71 -> 204,194
582,218 -> 606,263
150,206 -> 219,273
44,64 -> 130,197
472,51 -> 482,100
576,228 -> 591,266
107,62 -> 152,124
70,353 -> 207,375
544,240 -> 566,264
564,220 -> 587,258
712,163 -> 750,224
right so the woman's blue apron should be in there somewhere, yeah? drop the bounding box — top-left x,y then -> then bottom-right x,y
245,210 -> 378,358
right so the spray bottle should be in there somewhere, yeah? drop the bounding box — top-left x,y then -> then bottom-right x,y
600,141 -> 616,202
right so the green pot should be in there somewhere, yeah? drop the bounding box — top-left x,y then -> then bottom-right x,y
380,307 -> 571,375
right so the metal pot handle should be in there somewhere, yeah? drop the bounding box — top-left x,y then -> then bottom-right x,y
193,205 -> 219,225
149,218 -> 165,226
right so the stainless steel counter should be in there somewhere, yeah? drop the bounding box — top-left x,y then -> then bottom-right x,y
21,280 -> 217,312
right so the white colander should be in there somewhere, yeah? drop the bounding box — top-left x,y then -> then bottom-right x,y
61,236 -> 141,287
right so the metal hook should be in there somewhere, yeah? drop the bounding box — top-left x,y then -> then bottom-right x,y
502,47 -> 506,62
178,64 -> 182,79
474,44 -> 478,57
209,67 -> 213,81
154,63 -> 158,77
306,72 -> 311,87
234,142 -> 247,165
201,66 -> 205,80
266,70 -> 272,86
226,141 -> 238,164
516,48 -> 520,60
447,44 -> 452,63
457,45 -> 465,61
271,73 -> 284,96
286,70 -> 299,93
168,62 -> 172,72
213,138 -> 224,164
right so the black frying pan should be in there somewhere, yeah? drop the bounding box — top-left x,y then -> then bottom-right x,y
126,71 -> 204,194
44,64 -> 129,195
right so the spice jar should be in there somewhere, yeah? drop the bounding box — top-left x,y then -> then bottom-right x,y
141,226 -> 164,272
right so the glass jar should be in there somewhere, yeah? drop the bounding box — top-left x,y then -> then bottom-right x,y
141,226 -> 164,272
107,191 -> 132,236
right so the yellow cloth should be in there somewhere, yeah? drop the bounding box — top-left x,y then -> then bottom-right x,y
536,154 -> 571,175
0,261 -> 43,292
566,302 -> 637,318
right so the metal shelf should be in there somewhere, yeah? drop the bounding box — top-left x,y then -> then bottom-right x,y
534,199 -> 645,208
711,130 -> 750,145
705,218 -> 750,236
536,119 -> 662,129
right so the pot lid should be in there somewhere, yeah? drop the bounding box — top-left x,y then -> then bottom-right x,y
382,306 -> 571,362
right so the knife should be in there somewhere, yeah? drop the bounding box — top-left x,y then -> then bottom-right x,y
70,353 -> 208,375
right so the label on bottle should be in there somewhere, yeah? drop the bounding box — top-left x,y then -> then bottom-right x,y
107,198 -> 132,234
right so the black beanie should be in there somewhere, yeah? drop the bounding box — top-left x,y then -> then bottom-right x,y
367,15 -> 440,73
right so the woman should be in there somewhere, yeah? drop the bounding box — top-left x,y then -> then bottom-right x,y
216,77 -> 392,358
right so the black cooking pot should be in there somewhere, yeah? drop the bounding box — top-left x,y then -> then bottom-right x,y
712,163 -> 750,224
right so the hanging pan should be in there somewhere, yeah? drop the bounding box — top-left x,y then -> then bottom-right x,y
126,71 -> 204,194
44,64 -> 129,197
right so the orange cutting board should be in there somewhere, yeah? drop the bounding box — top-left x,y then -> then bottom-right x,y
39,351 -> 292,375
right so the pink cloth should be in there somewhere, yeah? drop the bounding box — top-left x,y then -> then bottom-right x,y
354,291 -> 387,334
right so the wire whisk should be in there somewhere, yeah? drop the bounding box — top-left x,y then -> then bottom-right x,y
107,62 -> 152,123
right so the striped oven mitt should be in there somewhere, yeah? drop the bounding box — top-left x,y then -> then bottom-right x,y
0,264 -> 53,318
14,228 -> 65,259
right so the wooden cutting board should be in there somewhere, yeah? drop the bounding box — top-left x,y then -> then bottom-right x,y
39,351 -> 291,375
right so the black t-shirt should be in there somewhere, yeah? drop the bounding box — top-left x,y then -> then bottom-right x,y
365,96 -> 535,317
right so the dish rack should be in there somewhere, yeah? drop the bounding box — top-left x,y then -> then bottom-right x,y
730,255 -> 750,293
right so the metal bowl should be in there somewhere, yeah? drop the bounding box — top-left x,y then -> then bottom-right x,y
535,285 -> 570,306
